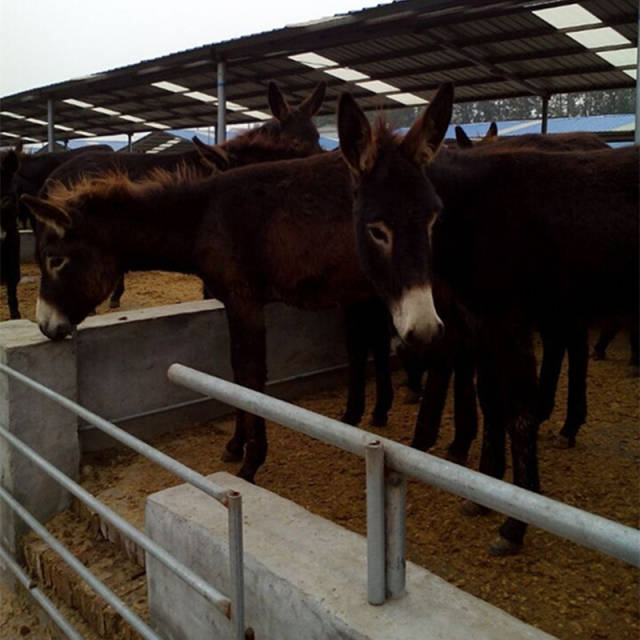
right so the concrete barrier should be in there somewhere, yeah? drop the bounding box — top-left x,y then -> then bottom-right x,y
146,472 -> 555,640
0,300 -> 349,586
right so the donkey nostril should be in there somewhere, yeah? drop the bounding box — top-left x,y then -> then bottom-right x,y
405,329 -> 415,345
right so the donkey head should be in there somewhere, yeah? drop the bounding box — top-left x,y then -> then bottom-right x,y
338,83 -> 454,347
262,81 -> 326,153
21,192 -> 122,340
455,121 -> 498,149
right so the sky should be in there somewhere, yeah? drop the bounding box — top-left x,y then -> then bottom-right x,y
0,0 -> 379,97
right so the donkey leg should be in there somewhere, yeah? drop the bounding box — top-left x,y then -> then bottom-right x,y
447,355 -> 477,465
537,325 -> 565,424
557,322 -> 588,448
491,332 -> 540,556
341,304 -> 368,425
7,275 -> 20,319
369,301 -> 393,426
459,362 -> 505,517
109,274 -> 125,308
224,300 -> 268,482
396,343 -> 425,403
411,362 -> 452,451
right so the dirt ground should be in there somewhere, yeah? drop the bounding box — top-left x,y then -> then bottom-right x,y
1,265 -> 639,640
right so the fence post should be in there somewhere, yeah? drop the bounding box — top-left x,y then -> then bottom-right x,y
227,490 -> 247,640
365,440 -> 385,605
385,470 -> 406,599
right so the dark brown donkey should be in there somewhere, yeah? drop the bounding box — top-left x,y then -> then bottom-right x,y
405,124 -> 613,464
39,82 -> 394,431
337,85 -> 638,554
22,143 -> 399,481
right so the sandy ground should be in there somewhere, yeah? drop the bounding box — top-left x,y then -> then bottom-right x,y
1,265 -> 639,640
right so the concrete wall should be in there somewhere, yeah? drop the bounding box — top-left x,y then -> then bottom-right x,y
146,472 -> 555,640
0,300 -> 349,585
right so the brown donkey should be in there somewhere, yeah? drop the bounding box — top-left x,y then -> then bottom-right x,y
22,137 -> 420,481
337,84 -> 638,554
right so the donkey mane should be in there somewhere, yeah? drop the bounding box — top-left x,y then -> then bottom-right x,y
45,163 -> 205,212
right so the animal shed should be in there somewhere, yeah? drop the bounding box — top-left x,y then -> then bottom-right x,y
1,1 -> 639,638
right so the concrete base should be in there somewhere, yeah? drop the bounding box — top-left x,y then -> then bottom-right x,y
146,472 -> 555,640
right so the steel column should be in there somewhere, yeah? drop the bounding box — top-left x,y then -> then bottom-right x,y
541,94 -> 549,134
217,60 -> 227,144
128,132 -> 133,152
47,99 -> 55,151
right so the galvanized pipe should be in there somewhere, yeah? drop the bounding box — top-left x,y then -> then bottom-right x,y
365,441 -> 385,605
217,60 -> 227,144
0,423 -> 232,617
227,490 -> 246,640
385,470 -> 407,599
0,543 -> 85,640
0,487 -> 165,640
168,364 -> 640,567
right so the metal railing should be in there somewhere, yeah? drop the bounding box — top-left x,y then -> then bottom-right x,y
168,363 -> 640,605
0,362 -> 248,640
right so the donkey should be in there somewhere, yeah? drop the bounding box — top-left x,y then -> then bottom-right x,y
21,147 -> 385,482
38,82 -> 394,430
337,84 -> 638,554
1,144 -> 113,319
406,123 -> 613,459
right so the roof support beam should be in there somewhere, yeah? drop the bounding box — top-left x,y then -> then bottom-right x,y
217,61 -> 227,144
47,99 -> 55,152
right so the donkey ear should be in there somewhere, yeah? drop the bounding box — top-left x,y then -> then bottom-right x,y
401,82 -> 454,165
20,194 -> 72,235
268,82 -> 291,122
338,92 -> 376,175
192,136 -> 229,171
485,121 -> 498,139
455,125 -> 473,149
298,81 -> 327,117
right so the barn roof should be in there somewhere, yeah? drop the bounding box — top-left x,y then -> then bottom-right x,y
1,0 -> 636,146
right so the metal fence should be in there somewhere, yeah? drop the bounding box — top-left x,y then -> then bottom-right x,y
168,363 -> 640,605
0,362 -> 248,640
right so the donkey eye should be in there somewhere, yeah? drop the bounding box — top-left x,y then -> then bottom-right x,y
368,223 -> 391,246
47,256 -> 68,272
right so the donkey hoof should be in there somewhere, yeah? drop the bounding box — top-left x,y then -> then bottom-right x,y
403,389 -> 421,405
591,349 -> 606,361
341,412 -> 361,426
236,467 -> 256,484
460,500 -> 490,517
109,300 -> 121,309
488,536 -> 523,557
222,447 -> 244,463
553,434 -> 574,449
370,413 -> 388,427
